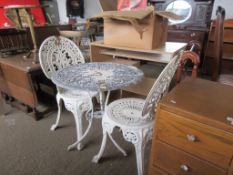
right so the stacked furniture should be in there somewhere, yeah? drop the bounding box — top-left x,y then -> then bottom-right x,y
0,25 -> 71,119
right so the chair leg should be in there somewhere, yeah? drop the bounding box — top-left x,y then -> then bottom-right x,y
50,95 -> 62,131
108,133 -> 127,156
133,139 -> 146,175
92,129 -> 108,163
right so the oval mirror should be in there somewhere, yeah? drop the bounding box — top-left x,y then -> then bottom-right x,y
166,0 -> 192,24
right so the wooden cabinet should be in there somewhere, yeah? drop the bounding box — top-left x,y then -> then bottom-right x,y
0,25 -> 71,118
205,21 -> 233,73
0,54 -> 54,119
149,78 -> 233,175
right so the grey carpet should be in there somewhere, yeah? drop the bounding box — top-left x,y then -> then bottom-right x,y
0,105 -> 151,175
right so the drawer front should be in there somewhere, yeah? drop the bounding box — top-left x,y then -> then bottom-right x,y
156,110 -> 233,169
149,165 -> 169,175
153,140 -> 226,175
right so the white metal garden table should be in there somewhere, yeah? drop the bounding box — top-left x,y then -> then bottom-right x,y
51,62 -> 144,150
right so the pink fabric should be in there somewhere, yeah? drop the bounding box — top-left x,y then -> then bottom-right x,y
117,0 -> 147,11
0,0 -> 46,28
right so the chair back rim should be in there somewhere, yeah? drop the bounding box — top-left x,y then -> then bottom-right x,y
141,54 -> 181,117
39,35 -> 85,80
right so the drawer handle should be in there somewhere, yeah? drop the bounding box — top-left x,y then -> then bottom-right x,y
180,164 -> 189,172
226,116 -> 233,125
186,134 -> 196,142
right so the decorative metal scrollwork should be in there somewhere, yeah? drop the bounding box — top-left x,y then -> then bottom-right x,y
39,36 -> 85,79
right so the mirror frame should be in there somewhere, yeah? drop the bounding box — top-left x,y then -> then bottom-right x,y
166,0 -> 192,24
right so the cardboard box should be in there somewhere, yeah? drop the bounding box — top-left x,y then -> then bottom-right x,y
93,7 -> 181,50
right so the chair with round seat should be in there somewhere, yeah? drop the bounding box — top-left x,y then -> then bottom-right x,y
39,36 -> 98,150
92,53 -> 181,175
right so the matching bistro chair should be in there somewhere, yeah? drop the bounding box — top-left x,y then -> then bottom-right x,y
92,53 -> 181,175
39,36 -> 98,150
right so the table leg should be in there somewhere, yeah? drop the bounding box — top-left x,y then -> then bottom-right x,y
67,91 -> 111,151
93,90 -> 110,119
15,9 -> 23,29
99,91 -> 105,112
24,8 -> 38,64
0,93 -> 6,115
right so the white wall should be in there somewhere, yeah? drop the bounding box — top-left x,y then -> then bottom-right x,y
84,0 -> 102,18
212,0 -> 233,19
56,0 -> 102,23
56,0 -> 68,23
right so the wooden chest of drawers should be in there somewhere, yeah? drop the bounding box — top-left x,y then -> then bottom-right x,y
149,78 -> 233,175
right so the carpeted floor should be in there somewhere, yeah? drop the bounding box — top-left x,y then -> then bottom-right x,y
0,104 -> 151,175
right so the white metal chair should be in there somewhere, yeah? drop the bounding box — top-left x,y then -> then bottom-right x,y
39,36 -> 98,150
92,53 -> 181,175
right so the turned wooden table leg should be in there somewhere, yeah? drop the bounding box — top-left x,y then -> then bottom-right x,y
0,92 -> 6,115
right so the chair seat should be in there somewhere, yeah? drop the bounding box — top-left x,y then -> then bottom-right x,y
106,98 -> 152,127
219,73 -> 233,86
58,89 -> 98,112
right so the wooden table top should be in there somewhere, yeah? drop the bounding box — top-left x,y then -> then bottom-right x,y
91,40 -> 187,56
159,78 -> 233,133
0,54 -> 41,73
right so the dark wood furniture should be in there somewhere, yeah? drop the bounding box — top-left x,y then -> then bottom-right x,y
205,15 -> 233,83
0,28 -> 29,57
204,7 -> 225,81
222,20 -> 233,63
26,24 -> 72,49
207,20 -> 233,64
149,78 -> 233,175
0,24 -> 72,56
150,0 -> 214,61
0,24 -> 72,119
0,54 -> 43,119
176,42 -> 200,83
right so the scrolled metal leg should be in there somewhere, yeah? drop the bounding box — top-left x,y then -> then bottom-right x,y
67,110 -> 94,151
99,91 -> 105,112
108,133 -> 127,156
50,95 -> 62,131
133,140 -> 146,175
92,129 -> 108,163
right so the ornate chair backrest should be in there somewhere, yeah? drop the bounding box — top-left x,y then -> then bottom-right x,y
211,6 -> 225,81
142,53 -> 181,119
39,36 -> 85,79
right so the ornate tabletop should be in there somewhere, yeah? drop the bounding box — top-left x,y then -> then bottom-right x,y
51,62 -> 144,92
